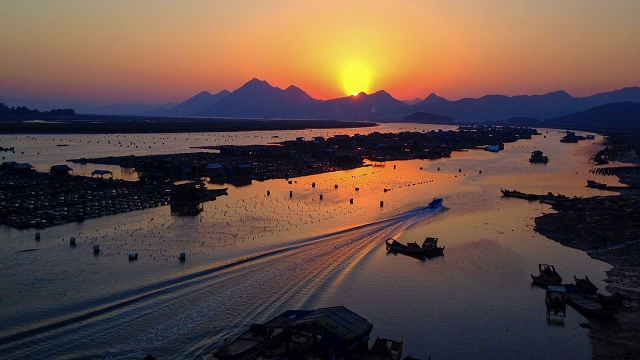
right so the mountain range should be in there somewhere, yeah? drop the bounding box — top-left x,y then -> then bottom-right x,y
8,78 -> 637,125
145,78 -> 640,124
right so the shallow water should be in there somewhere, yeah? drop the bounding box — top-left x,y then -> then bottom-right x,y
0,126 -> 618,359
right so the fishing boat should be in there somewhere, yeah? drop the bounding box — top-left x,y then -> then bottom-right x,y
422,237 -> 445,258
574,275 -> 598,294
545,285 -> 567,314
574,276 -> 626,306
128,252 -> 138,260
386,238 -> 424,256
500,189 -> 540,200
529,150 -> 549,163
428,198 -> 443,208
564,284 -> 618,317
386,237 -> 444,258
586,180 -> 607,189
364,337 -> 403,360
531,264 -> 562,287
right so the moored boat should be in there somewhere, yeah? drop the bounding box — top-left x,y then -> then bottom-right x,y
586,180 -> 607,189
564,284 -> 618,317
529,150 -> 549,163
385,237 -> 445,258
500,189 -> 539,200
545,285 -> 567,314
574,275 -> 626,306
532,264 -> 562,286
574,275 -> 598,294
422,237 -> 445,258
386,238 -> 424,256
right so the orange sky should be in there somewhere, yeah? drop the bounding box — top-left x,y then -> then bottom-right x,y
1,1 -> 640,106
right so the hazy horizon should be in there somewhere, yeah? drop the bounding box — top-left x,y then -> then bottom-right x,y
2,1 -> 640,108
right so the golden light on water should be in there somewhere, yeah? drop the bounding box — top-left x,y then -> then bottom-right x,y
341,61 -> 372,96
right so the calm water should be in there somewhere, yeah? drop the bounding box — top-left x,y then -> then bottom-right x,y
0,125 -> 621,359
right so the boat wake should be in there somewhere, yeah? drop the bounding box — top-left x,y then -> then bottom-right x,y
0,205 -> 443,359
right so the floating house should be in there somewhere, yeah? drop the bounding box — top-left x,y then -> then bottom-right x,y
50,164 -> 73,176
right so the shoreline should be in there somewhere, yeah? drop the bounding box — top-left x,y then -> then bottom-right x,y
534,139 -> 640,359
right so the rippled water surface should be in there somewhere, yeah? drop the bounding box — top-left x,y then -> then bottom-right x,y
0,125 -> 619,359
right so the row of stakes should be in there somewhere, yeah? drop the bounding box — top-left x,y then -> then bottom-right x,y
35,233 -> 186,261
267,184 -> 364,206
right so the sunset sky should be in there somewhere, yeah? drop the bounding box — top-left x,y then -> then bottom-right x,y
1,0 -> 639,107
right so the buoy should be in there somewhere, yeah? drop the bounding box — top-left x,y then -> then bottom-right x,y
70,237 -> 76,245
350,198 -> 353,204
437,167 -> 440,171
93,245 -> 100,253
35,232 -> 40,240
479,170 -> 482,174
320,194 -> 323,200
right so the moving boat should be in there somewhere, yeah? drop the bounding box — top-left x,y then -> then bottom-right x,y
564,284 -> 618,317
428,198 -> 443,208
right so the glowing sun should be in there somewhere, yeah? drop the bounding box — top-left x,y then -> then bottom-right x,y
341,61 -> 372,96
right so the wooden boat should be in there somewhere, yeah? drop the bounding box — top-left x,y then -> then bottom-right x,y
385,237 -> 444,258
574,275 -> 598,294
532,264 -> 562,286
586,180 -> 607,189
545,285 -> 567,313
574,276 -> 626,306
364,337 -> 403,360
386,238 -> 424,256
564,284 -> 618,317
531,274 -> 557,288
428,198 -> 443,208
500,189 -> 539,200
529,150 -> 549,163
422,237 -> 445,258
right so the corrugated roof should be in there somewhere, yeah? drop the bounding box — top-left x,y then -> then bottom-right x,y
289,306 -> 372,342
